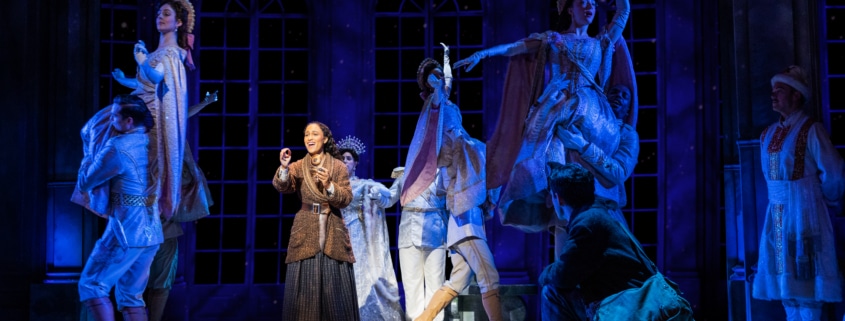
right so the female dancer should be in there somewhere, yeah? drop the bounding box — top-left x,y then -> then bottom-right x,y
453,0 -> 635,237
337,135 -> 404,320
273,122 -> 358,321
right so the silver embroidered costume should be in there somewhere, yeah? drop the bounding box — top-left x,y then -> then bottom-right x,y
77,129 -> 163,310
341,177 -> 404,320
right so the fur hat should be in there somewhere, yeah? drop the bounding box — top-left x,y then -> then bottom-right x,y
416,58 -> 442,91
771,65 -> 811,103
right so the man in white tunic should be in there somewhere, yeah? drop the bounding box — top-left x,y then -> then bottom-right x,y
753,65 -> 845,321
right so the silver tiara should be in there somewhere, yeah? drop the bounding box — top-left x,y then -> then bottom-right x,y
337,135 -> 366,156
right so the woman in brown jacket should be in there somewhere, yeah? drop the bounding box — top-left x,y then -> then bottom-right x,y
273,121 -> 357,321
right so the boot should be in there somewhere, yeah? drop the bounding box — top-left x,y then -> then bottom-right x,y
481,289 -> 504,321
83,297 -> 115,321
146,288 -> 170,321
414,286 -> 458,321
121,306 -> 148,321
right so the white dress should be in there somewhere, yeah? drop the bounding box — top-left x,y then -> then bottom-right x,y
341,177 -> 404,320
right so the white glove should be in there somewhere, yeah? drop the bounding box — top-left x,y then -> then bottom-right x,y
134,40 -> 148,65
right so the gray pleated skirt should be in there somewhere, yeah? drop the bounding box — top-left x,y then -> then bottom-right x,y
282,252 -> 360,321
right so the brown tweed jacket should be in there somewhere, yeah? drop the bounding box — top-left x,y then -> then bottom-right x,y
273,157 -> 354,264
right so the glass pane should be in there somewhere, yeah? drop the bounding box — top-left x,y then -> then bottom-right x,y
224,116 -> 250,147
224,83 -> 250,114
199,116 -> 224,147
283,83 -> 309,113
255,218 -> 281,249
285,19 -> 309,47
458,16 -> 483,45
828,43 -> 845,75
631,9 -> 656,39
433,16 -> 457,46
222,183 -> 249,214
637,141 -> 658,174
376,17 -> 400,47
200,18 -> 225,47
636,74 -> 657,106
455,80 -> 482,111
224,149 -> 250,180
197,149 -> 222,180
826,9 -> 845,41
375,115 -> 400,145
195,218 -> 221,250
401,82 -> 424,113
400,114 -> 420,145
830,112 -> 845,146
632,211 -> 657,244
113,10 -> 138,41
200,50 -> 224,80
258,84 -> 283,114
400,17 -> 426,47
375,82 -> 400,113
830,78 -> 845,110
253,252 -> 280,283
401,50 -> 426,80
220,252 -> 246,283
193,252 -> 219,284
632,41 -> 657,72
258,116 -> 283,147
461,112 -> 483,140
633,176 -> 658,209
259,51 -> 283,81
225,50 -> 251,80
226,18 -> 251,48
374,148 -> 400,175
376,50 -> 400,79
636,107 -> 657,140
255,181 -> 282,214
284,51 -> 309,81
222,217 -> 248,250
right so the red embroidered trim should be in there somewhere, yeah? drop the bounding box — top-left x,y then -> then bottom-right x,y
767,125 -> 791,154
790,119 -> 815,180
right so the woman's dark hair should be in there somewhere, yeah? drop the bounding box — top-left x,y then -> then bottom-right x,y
159,0 -> 190,50
114,94 -> 154,130
547,161 -> 595,209
556,0 -> 575,32
339,149 -> 359,162
306,121 -> 342,160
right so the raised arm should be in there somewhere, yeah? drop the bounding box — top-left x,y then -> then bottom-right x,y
604,0 -> 631,44
452,35 -> 542,72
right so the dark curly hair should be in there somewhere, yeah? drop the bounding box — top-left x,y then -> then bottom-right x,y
555,0 -> 575,32
159,0 -> 190,50
338,148 -> 359,162
547,161 -> 595,209
305,121 -> 342,161
114,94 -> 154,131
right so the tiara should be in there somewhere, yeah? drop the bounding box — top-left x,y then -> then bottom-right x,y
337,135 -> 366,156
